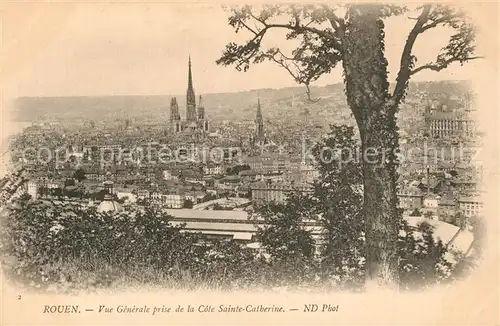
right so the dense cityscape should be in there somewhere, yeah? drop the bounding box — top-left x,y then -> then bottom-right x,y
1,57 -> 483,291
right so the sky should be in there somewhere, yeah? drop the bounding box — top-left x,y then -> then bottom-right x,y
0,2 -> 494,99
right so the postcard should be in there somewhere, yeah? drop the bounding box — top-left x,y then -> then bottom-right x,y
0,1 -> 498,325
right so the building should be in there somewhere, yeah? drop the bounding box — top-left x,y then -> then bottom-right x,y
423,194 -> 440,213
184,170 -> 206,186
239,170 -> 259,182
166,209 -> 323,245
216,175 -> 242,191
437,196 -> 457,218
241,154 -> 291,174
203,164 -> 224,176
458,195 -> 483,218
170,57 -> 210,134
97,181 -> 123,213
424,100 -> 475,138
251,180 -> 313,204
136,189 -> 150,200
163,193 -> 184,208
164,209 -> 473,262
115,187 -> 137,203
284,162 -> 320,185
397,185 -> 424,210
163,170 -> 179,181
26,180 -> 39,200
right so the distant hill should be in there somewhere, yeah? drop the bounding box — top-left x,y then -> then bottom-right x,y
11,81 -> 471,125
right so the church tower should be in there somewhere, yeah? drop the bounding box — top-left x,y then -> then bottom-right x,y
197,95 -> 205,120
170,97 -> 181,133
186,56 -> 197,122
170,98 -> 180,121
198,95 -> 210,132
255,96 -> 265,142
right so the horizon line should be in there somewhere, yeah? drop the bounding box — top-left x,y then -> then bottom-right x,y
12,80 -> 472,99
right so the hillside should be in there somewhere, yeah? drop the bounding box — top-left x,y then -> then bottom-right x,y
11,81 -> 471,126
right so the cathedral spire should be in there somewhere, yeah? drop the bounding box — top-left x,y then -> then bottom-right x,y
186,55 -> 197,121
256,95 -> 262,119
255,95 -> 264,142
188,55 -> 193,92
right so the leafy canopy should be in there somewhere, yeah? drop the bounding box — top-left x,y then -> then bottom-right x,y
217,4 -> 480,102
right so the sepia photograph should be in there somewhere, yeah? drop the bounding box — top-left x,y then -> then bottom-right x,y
0,2 -> 498,325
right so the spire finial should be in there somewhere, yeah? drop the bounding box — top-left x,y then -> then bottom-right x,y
187,55 -> 194,99
256,94 -> 262,120
188,55 -> 193,86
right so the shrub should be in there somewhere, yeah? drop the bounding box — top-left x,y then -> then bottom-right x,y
0,198 -> 264,291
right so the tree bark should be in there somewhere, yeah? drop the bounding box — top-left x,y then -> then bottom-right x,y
342,5 -> 401,289
360,131 -> 400,289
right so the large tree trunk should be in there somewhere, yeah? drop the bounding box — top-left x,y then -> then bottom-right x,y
342,5 -> 401,289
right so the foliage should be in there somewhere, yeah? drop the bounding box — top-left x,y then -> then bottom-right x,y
424,211 -> 434,219
0,198 -> 267,292
218,4 -> 480,286
410,208 -> 422,216
38,187 -> 63,198
201,193 -> 217,203
254,125 -> 455,290
398,220 -> 452,290
307,125 -> 365,288
73,168 -> 87,182
183,199 -> 194,209
253,197 -> 319,286
451,211 -> 467,229
217,4 -> 479,103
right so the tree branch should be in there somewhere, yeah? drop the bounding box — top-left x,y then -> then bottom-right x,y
321,4 -> 345,30
391,4 -> 477,108
246,7 -> 340,47
239,20 -> 258,35
266,23 -> 337,44
390,5 -> 432,106
421,14 -> 460,31
263,49 -> 320,102
305,84 -> 320,102
249,11 -> 267,26
410,56 -> 483,75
